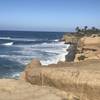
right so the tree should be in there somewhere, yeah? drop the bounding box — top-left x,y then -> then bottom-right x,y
92,27 -> 96,31
91,27 -> 97,34
84,26 -> 88,30
75,26 -> 80,33
84,26 -> 88,34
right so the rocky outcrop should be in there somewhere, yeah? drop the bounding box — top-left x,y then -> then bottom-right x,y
75,36 -> 100,62
20,59 -> 41,80
0,79 -> 78,100
22,59 -> 100,100
74,49 -> 100,62
65,45 -> 77,62
61,35 -> 78,44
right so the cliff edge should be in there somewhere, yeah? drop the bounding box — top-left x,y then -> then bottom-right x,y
21,59 -> 100,100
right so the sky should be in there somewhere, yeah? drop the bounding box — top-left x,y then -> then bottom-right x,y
0,0 -> 100,32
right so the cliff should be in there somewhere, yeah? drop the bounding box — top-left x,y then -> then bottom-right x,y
61,34 -> 78,44
21,59 -> 100,100
75,35 -> 100,62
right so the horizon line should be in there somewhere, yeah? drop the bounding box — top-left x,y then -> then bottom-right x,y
0,29 -> 74,33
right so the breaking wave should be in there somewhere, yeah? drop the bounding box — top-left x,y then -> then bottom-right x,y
1,42 -> 14,46
0,41 -> 70,65
0,31 -> 67,78
0,37 -> 45,42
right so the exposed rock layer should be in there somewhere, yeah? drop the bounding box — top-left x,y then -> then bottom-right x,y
75,36 -> 100,62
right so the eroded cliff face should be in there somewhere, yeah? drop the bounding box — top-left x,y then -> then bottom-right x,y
62,34 -> 100,62
21,59 -> 100,100
75,36 -> 100,62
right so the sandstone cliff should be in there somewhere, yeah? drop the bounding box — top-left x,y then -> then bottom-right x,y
21,59 -> 100,100
61,34 -> 78,44
75,36 -> 100,62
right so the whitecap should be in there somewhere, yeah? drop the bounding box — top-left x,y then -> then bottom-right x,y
53,39 -> 59,42
0,37 -> 41,42
12,72 -> 20,79
0,37 -> 11,39
0,40 -> 70,66
1,42 -> 14,46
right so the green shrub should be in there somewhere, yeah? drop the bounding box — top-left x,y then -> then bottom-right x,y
78,55 -> 86,60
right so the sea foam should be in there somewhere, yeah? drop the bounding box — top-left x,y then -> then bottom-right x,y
1,42 -> 14,46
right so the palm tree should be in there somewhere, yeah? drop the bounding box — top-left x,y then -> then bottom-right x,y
92,27 -> 96,31
84,26 -> 88,34
92,27 -> 99,34
84,26 -> 88,30
75,26 -> 80,33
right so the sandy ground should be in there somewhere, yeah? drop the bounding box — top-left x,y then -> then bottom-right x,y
0,79 -> 78,100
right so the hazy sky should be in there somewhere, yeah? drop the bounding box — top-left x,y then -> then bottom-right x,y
0,0 -> 100,31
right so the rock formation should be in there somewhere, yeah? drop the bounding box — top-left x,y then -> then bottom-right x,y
65,45 -> 77,62
75,36 -> 100,62
61,34 -> 78,44
22,59 -> 100,100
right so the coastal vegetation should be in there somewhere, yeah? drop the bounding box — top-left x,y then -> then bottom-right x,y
75,26 -> 100,37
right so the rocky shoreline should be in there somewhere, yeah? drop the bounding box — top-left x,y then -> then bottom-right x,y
65,44 -> 77,62
0,34 -> 100,100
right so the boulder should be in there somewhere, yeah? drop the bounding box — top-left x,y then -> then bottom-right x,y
22,59 -> 100,100
20,59 -> 42,80
27,59 -> 41,68
0,79 -> 78,100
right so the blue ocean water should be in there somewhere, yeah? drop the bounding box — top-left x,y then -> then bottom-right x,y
0,31 -> 69,78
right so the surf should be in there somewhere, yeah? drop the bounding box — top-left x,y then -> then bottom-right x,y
1,42 -> 14,46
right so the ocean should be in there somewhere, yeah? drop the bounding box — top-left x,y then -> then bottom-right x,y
0,31 -> 69,78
